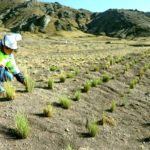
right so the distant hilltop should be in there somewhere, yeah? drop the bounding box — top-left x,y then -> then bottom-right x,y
0,0 -> 150,38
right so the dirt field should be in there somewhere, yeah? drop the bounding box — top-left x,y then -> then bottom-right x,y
0,30 -> 150,150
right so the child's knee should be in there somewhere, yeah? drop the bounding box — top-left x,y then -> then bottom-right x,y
4,71 -> 13,81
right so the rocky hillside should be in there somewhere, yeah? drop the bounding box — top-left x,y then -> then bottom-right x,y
0,0 -> 150,38
0,0 -> 92,33
87,9 -> 150,38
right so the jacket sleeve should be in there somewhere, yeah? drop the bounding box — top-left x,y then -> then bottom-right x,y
6,54 -> 25,84
14,72 -> 25,84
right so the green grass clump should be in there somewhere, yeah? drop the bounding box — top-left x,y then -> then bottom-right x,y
59,96 -> 71,109
83,80 -> 91,92
92,65 -> 99,72
74,90 -> 81,101
110,99 -> 116,112
104,62 -> 110,70
91,79 -> 100,87
138,68 -> 145,78
101,112 -> 107,126
66,72 -> 76,78
87,120 -> 99,137
4,81 -> 16,100
65,144 -> 73,150
15,113 -> 30,139
129,77 -> 139,89
48,78 -> 54,89
43,104 -> 54,117
24,75 -> 35,92
123,63 -> 130,73
102,73 -> 111,82
59,73 -> 66,83
50,65 -> 60,72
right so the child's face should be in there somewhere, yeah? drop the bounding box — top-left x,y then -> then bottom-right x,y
3,46 -> 13,55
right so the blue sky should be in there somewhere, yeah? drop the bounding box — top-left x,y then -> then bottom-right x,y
39,0 -> 149,12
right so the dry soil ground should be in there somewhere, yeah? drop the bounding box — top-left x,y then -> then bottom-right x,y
0,30 -> 150,150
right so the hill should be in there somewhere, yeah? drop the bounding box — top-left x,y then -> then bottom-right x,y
0,0 -> 150,38
87,9 -> 150,38
0,0 -> 91,34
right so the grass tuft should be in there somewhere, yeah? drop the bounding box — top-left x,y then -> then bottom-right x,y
24,75 -> 35,92
43,104 -> 54,117
48,78 -> 54,89
15,112 -> 30,139
110,99 -> 116,112
87,119 -> 99,137
74,90 -> 81,101
83,80 -> 91,92
4,81 -> 16,100
59,96 -> 71,109
102,73 -> 111,82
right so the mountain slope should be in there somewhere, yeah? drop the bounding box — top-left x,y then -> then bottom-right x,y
87,9 -> 150,38
0,0 -> 91,34
0,1 -> 150,38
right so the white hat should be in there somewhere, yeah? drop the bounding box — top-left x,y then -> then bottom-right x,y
1,33 -> 22,50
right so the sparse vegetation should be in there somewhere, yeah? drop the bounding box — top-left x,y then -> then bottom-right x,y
1,23 -> 150,149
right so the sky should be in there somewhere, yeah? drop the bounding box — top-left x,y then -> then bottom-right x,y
38,0 -> 150,12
